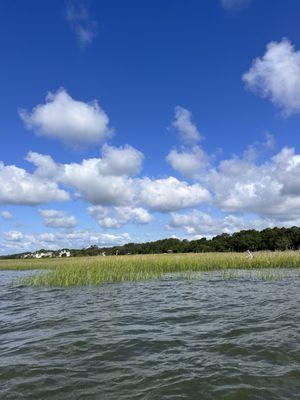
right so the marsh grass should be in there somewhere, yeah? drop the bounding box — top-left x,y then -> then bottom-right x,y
1,251 -> 300,286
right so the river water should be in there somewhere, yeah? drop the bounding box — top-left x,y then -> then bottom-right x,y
1,270 -> 300,400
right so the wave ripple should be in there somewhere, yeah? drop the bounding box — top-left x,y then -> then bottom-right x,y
1,270 -> 300,399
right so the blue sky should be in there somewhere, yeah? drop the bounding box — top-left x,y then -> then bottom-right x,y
2,0 -> 300,253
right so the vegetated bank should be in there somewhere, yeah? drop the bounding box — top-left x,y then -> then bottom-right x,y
1,251 -> 300,287
2,227 -> 300,261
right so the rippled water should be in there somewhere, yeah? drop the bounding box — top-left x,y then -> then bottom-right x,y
1,270 -> 300,400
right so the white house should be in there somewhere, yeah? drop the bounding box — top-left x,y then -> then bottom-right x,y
34,251 -> 53,258
59,250 -> 71,257
22,253 -> 32,259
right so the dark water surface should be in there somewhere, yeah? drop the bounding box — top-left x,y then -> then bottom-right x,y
1,270 -> 300,400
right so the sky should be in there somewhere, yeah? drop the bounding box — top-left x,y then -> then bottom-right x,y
2,0 -> 300,254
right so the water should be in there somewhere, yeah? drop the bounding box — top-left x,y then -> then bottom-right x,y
1,270 -> 300,400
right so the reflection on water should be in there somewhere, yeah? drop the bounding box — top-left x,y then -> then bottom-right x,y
1,270 -> 300,399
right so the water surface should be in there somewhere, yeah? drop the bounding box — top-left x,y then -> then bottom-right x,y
1,270 -> 300,399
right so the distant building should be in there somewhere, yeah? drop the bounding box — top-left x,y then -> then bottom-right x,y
22,253 -> 32,259
59,250 -> 71,257
21,249 -> 72,259
34,251 -> 53,259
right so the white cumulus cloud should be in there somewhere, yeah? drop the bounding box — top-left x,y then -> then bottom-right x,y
88,205 -> 152,229
139,177 -> 211,212
26,151 -> 60,179
170,210 -> 267,237
0,161 -> 69,206
62,160 -> 136,206
243,39 -> 300,115
39,209 -> 77,229
166,146 -> 209,178
19,88 -> 112,146
26,149 -> 211,212
208,146 -> 300,222
97,144 -> 144,176
168,107 -> 209,179
24,144 -> 144,207
172,106 -> 201,144
57,144 -> 143,206
19,146 -> 143,207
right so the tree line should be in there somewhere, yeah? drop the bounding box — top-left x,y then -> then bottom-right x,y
3,226 -> 300,259
72,226 -> 300,256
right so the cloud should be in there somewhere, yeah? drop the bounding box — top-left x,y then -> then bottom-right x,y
27,148 -> 210,213
1,211 -> 12,219
139,177 -> 211,212
169,210 -> 267,237
39,209 -> 77,229
167,106 -> 210,179
3,231 -> 24,242
65,0 -> 97,47
19,88 -> 112,146
64,167 -> 135,206
0,161 -> 69,206
22,149 -> 209,213
241,133 -> 276,163
26,151 -> 60,179
7,132 -> 300,236
243,39 -> 300,115
116,206 -> 152,224
165,130 -> 300,235
88,206 -> 152,229
207,146 -> 300,222
263,132 -> 276,150
61,159 -> 137,206
88,206 -> 122,229
172,106 -> 201,144
5,136 -> 300,240
166,146 -> 209,178
0,229 -> 131,254
221,0 -> 249,10
24,145 -> 143,207
98,144 -> 144,176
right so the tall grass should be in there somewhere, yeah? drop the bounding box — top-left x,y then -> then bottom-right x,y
1,251 -> 300,286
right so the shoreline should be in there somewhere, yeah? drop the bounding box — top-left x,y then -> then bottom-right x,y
1,251 -> 300,286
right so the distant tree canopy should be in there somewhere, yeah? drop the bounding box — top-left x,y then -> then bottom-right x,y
3,226 -> 300,259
